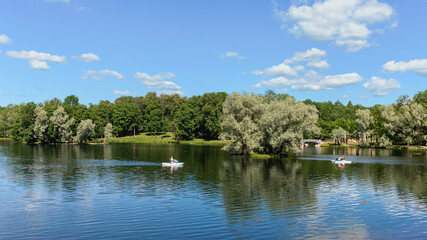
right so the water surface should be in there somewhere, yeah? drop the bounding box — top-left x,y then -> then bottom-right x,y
0,141 -> 426,239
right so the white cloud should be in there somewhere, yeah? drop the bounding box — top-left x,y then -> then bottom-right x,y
73,53 -> 100,62
0,34 -> 11,44
264,63 -> 299,77
82,69 -> 123,80
135,72 -> 182,90
134,72 -> 175,82
113,90 -> 131,96
307,60 -> 330,70
251,48 -> 328,78
255,71 -> 362,91
219,51 -> 245,61
277,0 -> 395,52
254,76 -> 300,88
382,59 -> 427,76
284,48 -> 326,63
157,90 -> 185,96
6,50 -> 66,70
0,50 -> 2,54
29,59 -> 50,70
6,50 -> 66,62
363,76 -> 401,96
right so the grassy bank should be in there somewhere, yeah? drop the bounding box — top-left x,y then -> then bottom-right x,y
95,132 -> 227,146
321,141 -> 427,151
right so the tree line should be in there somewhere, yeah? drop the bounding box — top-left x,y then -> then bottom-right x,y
0,90 -> 426,153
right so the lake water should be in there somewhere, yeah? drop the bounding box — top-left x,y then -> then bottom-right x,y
0,141 -> 426,239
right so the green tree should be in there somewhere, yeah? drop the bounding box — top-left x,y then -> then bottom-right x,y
11,102 -> 37,143
220,92 -> 264,156
399,103 -> 427,146
50,106 -> 75,142
332,127 -> 348,145
174,103 -> 196,140
260,98 -> 319,155
33,106 -> 49,143
104,123 -> 113,141
112,101 -> 142,137
74,119 -> 95,143
355,109 -> 373,146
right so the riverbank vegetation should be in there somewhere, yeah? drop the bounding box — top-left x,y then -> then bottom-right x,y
0,90 -> 426,155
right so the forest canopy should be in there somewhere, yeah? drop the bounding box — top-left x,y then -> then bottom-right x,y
0,90 -> 426,153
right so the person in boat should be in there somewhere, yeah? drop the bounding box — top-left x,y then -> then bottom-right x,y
336,156 -> 341,161
170,156 -> 179,164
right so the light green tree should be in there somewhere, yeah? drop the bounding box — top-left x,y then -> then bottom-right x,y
104,123 -> 113,141
33,106 -> 49,143
260,98 -> 319,154
50,106 -> 75,142
399,103 -> 427,146
220,92 -> 264,156
220,92 -> 319,156
356,109 -> 374,146
331,127 -> 348,145
74,119 -> 95,143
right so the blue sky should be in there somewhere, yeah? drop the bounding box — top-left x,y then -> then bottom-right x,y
0,0 -> 426,106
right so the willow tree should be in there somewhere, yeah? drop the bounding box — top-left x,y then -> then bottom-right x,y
399,103 -> 427,146
220,92 -> 264,155
74,119 -> 95,143
50,106 -> 75,142
260,98 -> 319,154
220,92 -> 318,156
33,106 -> 49,143
332,127 -> 348,145
104,123 -> 113,141
356,109 -> 373,146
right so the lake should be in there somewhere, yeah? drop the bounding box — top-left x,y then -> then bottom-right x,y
0,141 -> 426,239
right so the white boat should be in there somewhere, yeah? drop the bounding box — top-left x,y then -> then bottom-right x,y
162,162 -> 184,167
331,160 -> 352,164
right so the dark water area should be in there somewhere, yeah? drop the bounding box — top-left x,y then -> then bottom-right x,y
0,141 -> 426,239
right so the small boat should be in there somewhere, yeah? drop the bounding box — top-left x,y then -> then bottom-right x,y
162,162 -> 184,167
331,160 -> 352,164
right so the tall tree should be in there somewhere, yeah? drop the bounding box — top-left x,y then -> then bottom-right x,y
355,109 -> 373,146
50,106 -> 75,142
11,102 -> 37,143
74,119 -> 95,143
104,123 -> 113,141
220,92 -> 264,156
399,103 -> 427,146
33,106 -> 49,143
112,101 -> 142,137
260,98 -> 319,155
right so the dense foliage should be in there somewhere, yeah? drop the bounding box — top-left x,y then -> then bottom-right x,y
0,90 -> 425,148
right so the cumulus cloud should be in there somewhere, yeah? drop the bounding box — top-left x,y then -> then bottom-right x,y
135,72 -> 182,90
284,48 -> 326,64
251,48 -> 329,78
219,51 -> 245,61
6,50 -> 66,70
6,50 -> 66,62
275,0 -> 396,52
0,34 -> 11,44
113,90 -> 131,96
307,60 -> 330,70
29,59 -> 50,70
255,71 -> 362,91
157,90 -> 185,96
82,69 -> 123,80
363,76 -> 401,96
73,53 -> 100,62
382,59 -> 427,76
